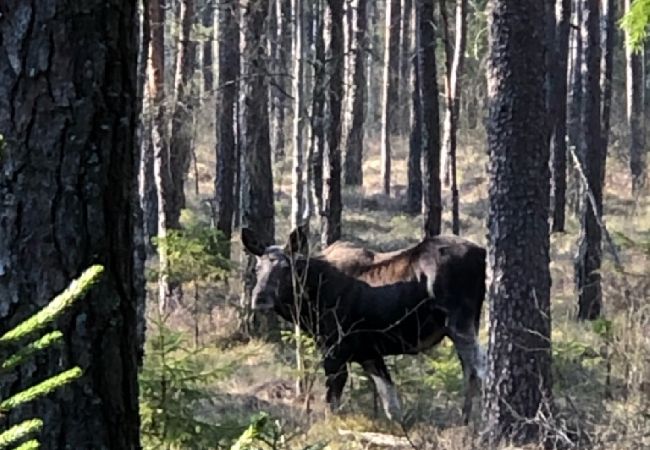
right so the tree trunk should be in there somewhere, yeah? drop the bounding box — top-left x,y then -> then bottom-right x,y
380,0 -> 401,196
216,0 -> 240,251
406,1 -> 423,215
322,0 -> 344,245
482,1 -> 553,444
291,0 -> 305,228
241,0 -> 276,334
170,0 -> 197,229
202,0 -> 214,96
575,0 -> 603,321
344,0 -> 367,186
150,0 -> 175,314
367,1 -> 384,133
600,0 -> 615,188
567,0 -> 583,216
400,0 -> 413,135
0,1 -> 141,447
420,0 -> 441,237
551,0 -> 571,233
311,1 -> 326,215
273,0 -> 292,160
625,0 -> 646,194
440,0 -> 467,235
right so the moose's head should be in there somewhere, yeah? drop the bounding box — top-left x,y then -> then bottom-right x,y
240,225 -> 310,314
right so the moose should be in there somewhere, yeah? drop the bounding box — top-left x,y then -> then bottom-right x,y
241,226 -> 487,424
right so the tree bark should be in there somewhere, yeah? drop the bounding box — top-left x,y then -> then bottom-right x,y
482,1 -> 553,444
406,1 -> 423,215
575,0 -> 603,321
420,0 -> 441,237
625,0 -> 646,194
310,1 -> 326,215
399,0 -> 413,135
344,0 -> 367,186
600,0 -> 615,189
170,0 -> 197,229
216,0 -> 240,250
291,0 -> 305,228
322,0 -> 344,245
0,1 -> 141,447
551,0 -> 571,233
567,0 -> 584,216
273,0 -> 292,160
202,0 -> 214,96
380,0 -> 401,196
440,0 -> 467,235
149,0 -> 175,314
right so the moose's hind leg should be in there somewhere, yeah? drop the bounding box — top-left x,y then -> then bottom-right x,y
361,357 -> 402,421
324,358 -> 348,413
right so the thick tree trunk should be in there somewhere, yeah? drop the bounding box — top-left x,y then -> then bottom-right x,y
150,0 -> 175,313
420,0 -> 442,237
440,0 -> 468,235
202,0 -> 214,96
322,0 -> 344,245
551,0 -> 571,233
406,2 -> 423,215
575,0 -> 603,321
0,1 -> 141,447
625,0 -> 646,194
482,1 -> 553,444
311,1 -> 326,215
216,0 -> 240,250
380,0 -> 401,196
291,0 -> 305,228
170,0 -> 197,229
344,0 -> 367,186
241,0 -> 276,334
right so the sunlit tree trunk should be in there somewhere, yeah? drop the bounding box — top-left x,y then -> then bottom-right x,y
202,0 -> 214,96
291,0 -> 305,228
0,0 -> 141,446
482,1 -> 553,444
310,0 -> 326,216
406,0 -> 422,214
575,0 -> 603,321
380,0 -> 401,196
399,0 -> 413,135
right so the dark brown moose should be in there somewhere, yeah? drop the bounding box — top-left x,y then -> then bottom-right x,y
241,226 -> 487,424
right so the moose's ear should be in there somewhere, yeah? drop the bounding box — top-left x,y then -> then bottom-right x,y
241,228 -> 267,256
286,223 -> 310,256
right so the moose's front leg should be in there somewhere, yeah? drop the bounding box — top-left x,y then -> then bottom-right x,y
361,357 -> 402,421
324,357 -> 348,413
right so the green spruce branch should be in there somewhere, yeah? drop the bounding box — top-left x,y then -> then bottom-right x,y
0,419 -> 43,449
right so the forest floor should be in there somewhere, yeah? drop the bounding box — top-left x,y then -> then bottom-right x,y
153,126 -> 650,450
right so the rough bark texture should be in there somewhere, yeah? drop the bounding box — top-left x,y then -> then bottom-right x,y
241,0 -> 275,332
344,0 -> 367,186
551,0 -> 571,233
202,0 -> 214,95
291,0 -> 305,228
420,0 -> 441,237
0,1 -> 141,448
625,0 -> 646,194
379,0 -> 401,196
567,0 -> 583,216
322,0 -> 344,245
482,1 -> 553,444
216,0 -> 240,248
407,0 -> 423,215
170,0 -> 197,229
575,0 -> 603,321
440,0 -> 467,235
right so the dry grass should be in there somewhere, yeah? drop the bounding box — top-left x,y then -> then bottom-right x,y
163,115 -> 650,449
